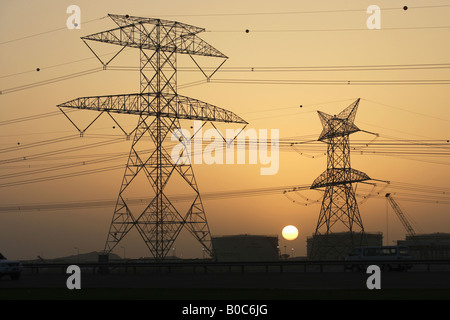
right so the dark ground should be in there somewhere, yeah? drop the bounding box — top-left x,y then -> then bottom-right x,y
1,271 -> 449,300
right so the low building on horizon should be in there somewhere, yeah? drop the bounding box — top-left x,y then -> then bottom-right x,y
397,232 -> 450,259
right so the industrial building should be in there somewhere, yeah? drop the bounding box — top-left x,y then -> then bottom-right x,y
306,232 -> 383,260
397,233 -> 450,259
211,235 -> 279,262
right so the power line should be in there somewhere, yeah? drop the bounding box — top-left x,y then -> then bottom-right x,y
1,126 -> 447,157
1,135 -> 448,186
0,110 -> 73,126
109,63 -> 450,73
0,48 -> 133,80
0,164 -> 124,188
362,98 -> 450,123
0,149 -> 131,180
0,67 -> 103,95
210,78 -> 450,86
0,135 -> 80,154
1,4 -> 447,48
0,184 -> 311,211
3,61 -> 449,96
5,61 -> 450,81
1,179 -> 449,212
157,4 -> 450,18
0,138 -> 126,165
0,70 -> 206,95
209,26 -> 450,33
0,16 -> 108,45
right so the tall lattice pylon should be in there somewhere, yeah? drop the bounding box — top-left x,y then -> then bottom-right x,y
57,14 -> 247,260
309,99 -> 371,259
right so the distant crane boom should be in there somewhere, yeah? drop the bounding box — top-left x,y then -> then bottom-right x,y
385,193 -> 417,239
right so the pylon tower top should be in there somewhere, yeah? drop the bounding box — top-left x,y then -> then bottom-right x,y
311,98 -> 370,189
317,98 -> 361,142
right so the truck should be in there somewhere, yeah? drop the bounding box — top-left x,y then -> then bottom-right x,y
0,253 -> 23,280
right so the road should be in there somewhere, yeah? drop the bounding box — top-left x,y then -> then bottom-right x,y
1,271 -> 450,290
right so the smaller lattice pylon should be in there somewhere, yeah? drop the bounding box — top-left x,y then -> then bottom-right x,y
309,98 -> 372,260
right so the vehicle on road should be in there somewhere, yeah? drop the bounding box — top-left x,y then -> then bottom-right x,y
0,253 -> 23,280
345,245 -> 413,272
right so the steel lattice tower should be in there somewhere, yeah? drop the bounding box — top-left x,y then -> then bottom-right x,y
309,99 -> 371,259
57,14 -> 247,260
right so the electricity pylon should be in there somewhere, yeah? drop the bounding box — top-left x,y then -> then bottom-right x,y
309,99 -> 372,259
57,14 -> 247,260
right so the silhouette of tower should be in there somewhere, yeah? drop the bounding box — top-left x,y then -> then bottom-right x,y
309,99 -> 371,259
57,14 -> 247,260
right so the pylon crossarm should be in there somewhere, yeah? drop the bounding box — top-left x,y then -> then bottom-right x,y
106,112 -> 129,136
108,14 -> 205,34
58,107 -> 82,133
57,93 -> 247,124
81,15 -> 227,59
311,168 -> 371,189
58,107 -> 104,137
189,54 -> 228,81
176,95 -> 247,124
210,122 -> 248,147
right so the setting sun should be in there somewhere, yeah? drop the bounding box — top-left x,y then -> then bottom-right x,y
282,225 -> 299,241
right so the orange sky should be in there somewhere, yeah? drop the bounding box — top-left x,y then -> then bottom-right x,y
0,0 -> 449,260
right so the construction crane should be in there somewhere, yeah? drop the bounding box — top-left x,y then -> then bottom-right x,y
385,193 -> 417,239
